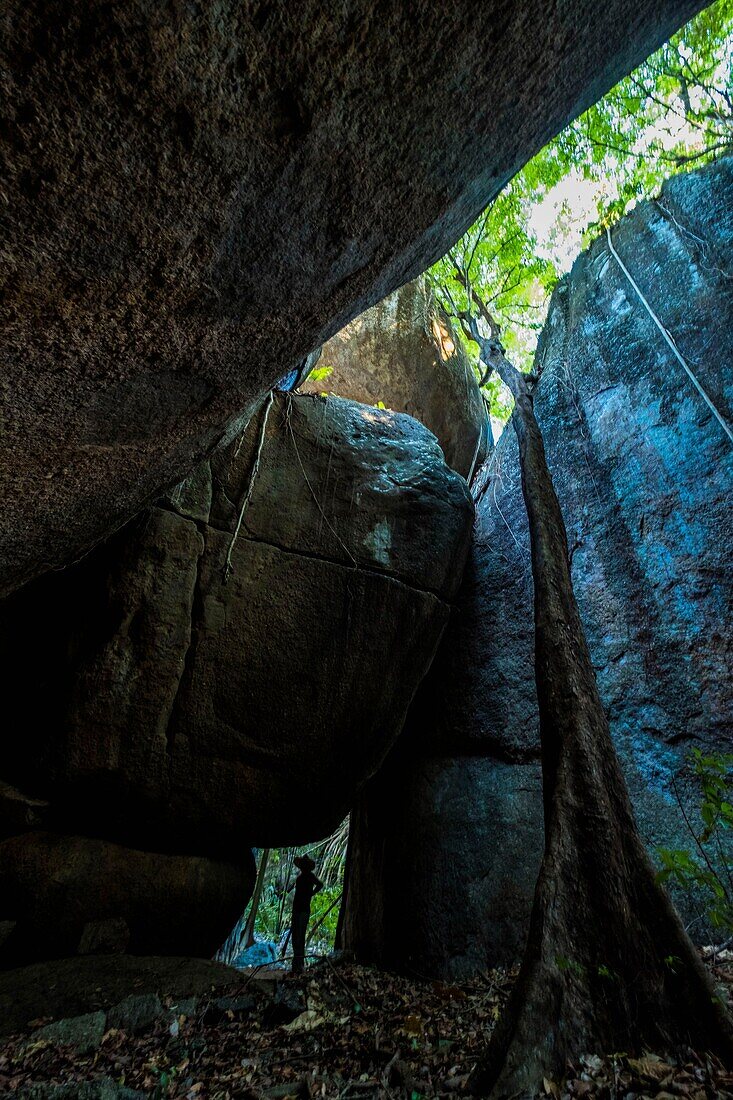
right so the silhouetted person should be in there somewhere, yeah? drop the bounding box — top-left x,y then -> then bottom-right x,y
290,855 -> 323,974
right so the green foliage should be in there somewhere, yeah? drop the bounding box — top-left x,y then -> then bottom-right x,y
656,749 -> 733,935
429,0 -> 732,423
555,955 -> 585,977
248,879 -> 342,951
429,184 -> 556,377
563,1 -> 733,232
307,884 -> 343,947
691,748 -> 733,840
218,817 -> 349,965
150,1069 -> 173,1099
307,364 -> 334,384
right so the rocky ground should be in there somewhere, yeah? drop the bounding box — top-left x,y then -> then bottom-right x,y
0,952 -> 731,1099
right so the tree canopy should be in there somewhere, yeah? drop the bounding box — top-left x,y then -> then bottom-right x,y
429,0 -> 733,423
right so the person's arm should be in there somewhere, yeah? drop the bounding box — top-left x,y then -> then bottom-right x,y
313,874 -> 324,894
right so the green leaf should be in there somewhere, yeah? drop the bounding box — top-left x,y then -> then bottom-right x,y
307,365 -> 333,383
429,0 -> 732,428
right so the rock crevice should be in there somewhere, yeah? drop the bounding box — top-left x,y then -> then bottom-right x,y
342,158 -> 733,978
1,0 -> 702,595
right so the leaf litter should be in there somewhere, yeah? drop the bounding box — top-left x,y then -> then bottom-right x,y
0,952 -> 731,1098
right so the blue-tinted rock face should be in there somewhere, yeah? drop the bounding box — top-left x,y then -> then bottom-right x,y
343,158 -> 733,977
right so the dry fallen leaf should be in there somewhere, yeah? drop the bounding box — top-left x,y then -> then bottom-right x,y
2,957 -> 730,1099
627,1055 -> 674,1081
282,1009 -> 326,1032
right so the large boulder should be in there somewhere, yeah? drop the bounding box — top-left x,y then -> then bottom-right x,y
0,0 -> 702,595
343,753 -> 541,978
0,394 -> 472,865
342,158 -> 733,976
0,955 -> 246,1038
302,277 -> 491,478
0,782 -> 49,840
0,832 -> 252,968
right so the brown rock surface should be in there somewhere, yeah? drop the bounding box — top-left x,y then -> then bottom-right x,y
0,782 -> 49,840
1,0 -> 701,595
0,954 -> 244,1037
0,832 -> 252,968
302,278 -> 490,478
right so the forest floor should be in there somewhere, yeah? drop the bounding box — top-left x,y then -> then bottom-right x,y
1,951 -> 731,1099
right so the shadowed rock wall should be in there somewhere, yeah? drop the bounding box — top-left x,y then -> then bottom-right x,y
0,392 -> 472,966
343,158 -> 733,977
1,0 -> 702,595
0,832 -> 251,968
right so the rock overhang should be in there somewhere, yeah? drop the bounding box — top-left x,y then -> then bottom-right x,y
1,0 -> 705,594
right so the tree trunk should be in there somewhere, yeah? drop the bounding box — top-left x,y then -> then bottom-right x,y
243,848 -> 270,950
275,848 -> 295,940
334,829 -> 352,951
468,344 -> 733,1097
